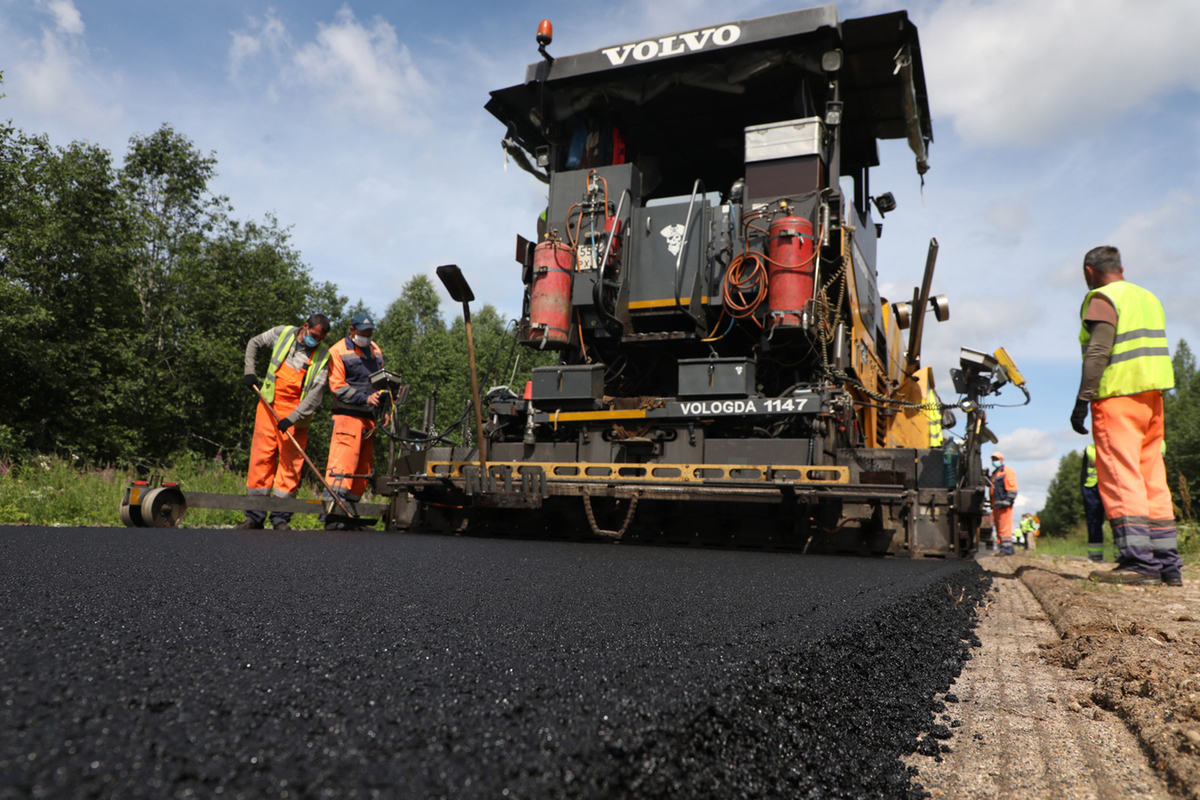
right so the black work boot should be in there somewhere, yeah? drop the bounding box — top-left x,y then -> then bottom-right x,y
1089,568 -> 1161,585
238,508 -> 267,530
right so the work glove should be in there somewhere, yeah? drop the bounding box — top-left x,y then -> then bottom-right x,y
278,417 -> 294,434
1070,398 -> 1089,435
243,374 -> 259,391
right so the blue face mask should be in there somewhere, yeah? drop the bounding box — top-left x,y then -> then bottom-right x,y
302,333 -> 319,348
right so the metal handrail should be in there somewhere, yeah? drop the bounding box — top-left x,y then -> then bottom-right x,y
594,188 -> 632,321
598,188 -> 630,272
675,179 -> 705,311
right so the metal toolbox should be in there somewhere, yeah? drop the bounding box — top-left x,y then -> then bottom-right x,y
531,364 -> 605,402
744,117 -> 825,162
678,358 -> 756,398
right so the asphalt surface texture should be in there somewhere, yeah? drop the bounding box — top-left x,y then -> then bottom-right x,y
1,528 -> 987,799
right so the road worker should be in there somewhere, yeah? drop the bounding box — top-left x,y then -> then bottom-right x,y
1018,513 -> 1036,551
1081,444 -> 1105,562
926,386 -> 943,448
324,312 -> 385,530
989,452 -> 1018,555
241,314 -> 332,530
1071,245 -> 1182,586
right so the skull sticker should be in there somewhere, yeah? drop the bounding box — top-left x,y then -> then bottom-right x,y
660,224 -> 685,256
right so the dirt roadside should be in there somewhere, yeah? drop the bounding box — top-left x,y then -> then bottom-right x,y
909,552 -> 1200,799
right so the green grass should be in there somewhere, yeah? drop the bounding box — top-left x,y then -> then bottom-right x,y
1030,519 -> 1200,565
0,454 -> 339,529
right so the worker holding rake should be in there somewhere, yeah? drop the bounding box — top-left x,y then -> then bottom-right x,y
241,314 -> 332,530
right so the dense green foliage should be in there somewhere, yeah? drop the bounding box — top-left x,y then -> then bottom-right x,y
1164,341 -> 1200,521
1,123 -> 142,460
1,109 -> 553,494
1,117 -> 344,466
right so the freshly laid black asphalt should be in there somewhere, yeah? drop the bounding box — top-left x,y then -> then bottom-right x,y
0,528 -> 987,799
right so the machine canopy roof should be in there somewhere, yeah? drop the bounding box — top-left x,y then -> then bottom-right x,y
486,4 -> 933,185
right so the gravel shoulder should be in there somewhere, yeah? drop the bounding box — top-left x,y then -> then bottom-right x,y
910,552 -> 1200,800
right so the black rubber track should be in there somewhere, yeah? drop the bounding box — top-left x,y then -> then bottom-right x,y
0,528 -> 987,799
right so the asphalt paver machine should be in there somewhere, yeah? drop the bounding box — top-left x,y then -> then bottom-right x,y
374,3 -> 1030,556
122,4 -> 1027,551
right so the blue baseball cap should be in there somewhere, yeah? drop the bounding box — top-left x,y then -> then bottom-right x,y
349,312 -> 375,331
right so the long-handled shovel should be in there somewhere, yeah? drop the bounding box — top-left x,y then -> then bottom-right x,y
252,385 -> 355,520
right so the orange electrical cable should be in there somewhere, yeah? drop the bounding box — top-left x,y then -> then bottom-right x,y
722,250 -> 769,327
565,203 -> 582,249
577,310 -> 589,361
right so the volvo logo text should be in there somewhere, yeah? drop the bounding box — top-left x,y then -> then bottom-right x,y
600,25 -> 741,66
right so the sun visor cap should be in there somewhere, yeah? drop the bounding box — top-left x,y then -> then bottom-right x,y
350,312 -> 375,331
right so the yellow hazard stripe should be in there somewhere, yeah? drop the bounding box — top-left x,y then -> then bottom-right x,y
545,409 -> 648,422
628,296 -> 710,310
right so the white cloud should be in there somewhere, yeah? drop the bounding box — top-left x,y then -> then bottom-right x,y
37,0 -> 83,35
986,436 -> 1073,512
2,4 -> 122,132
985,199 -> 1030,237
1103,190 -> 1198,277
917,291 -> 1049,374
229,10 -> 290,85
925,0 -> 1200,144
1096,192 -> 1200,351
1047,255 -> 1083,289
994,427 -> 1059,461
633,0 -> 772,35
228,6 -> 431,132
1010,455 -> 1060,512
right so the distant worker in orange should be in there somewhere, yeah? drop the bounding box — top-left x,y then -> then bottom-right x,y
324,312 -> 386,530
241,314 -> 332,530
1071,245 -> 1181,586
989,452 -> 1018,555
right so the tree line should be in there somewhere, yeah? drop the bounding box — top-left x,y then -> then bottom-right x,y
1,108 -> 548,475
1039,341 -> 1200,534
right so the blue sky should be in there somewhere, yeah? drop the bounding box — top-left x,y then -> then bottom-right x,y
3,0 -> 1199,510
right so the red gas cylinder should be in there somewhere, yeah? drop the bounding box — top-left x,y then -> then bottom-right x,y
766,215 -> 815,329
526,239 -> 574,346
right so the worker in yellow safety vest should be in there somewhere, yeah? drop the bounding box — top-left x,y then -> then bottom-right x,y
926,387 -> 943,448
1071,245 -> 1181,586
242,314 -> 332,530
1081,444 -> 1105,562
1018,513 -> 1036,551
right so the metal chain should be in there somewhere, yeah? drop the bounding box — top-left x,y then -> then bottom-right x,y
582,489 -> 639,539
810,246 -> 939,410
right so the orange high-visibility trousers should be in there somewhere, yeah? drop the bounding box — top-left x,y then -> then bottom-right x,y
247,361 -> 307,497
325,414 -> 375,501
994,507 -> 1014,550
1092,391 -> 1181,578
